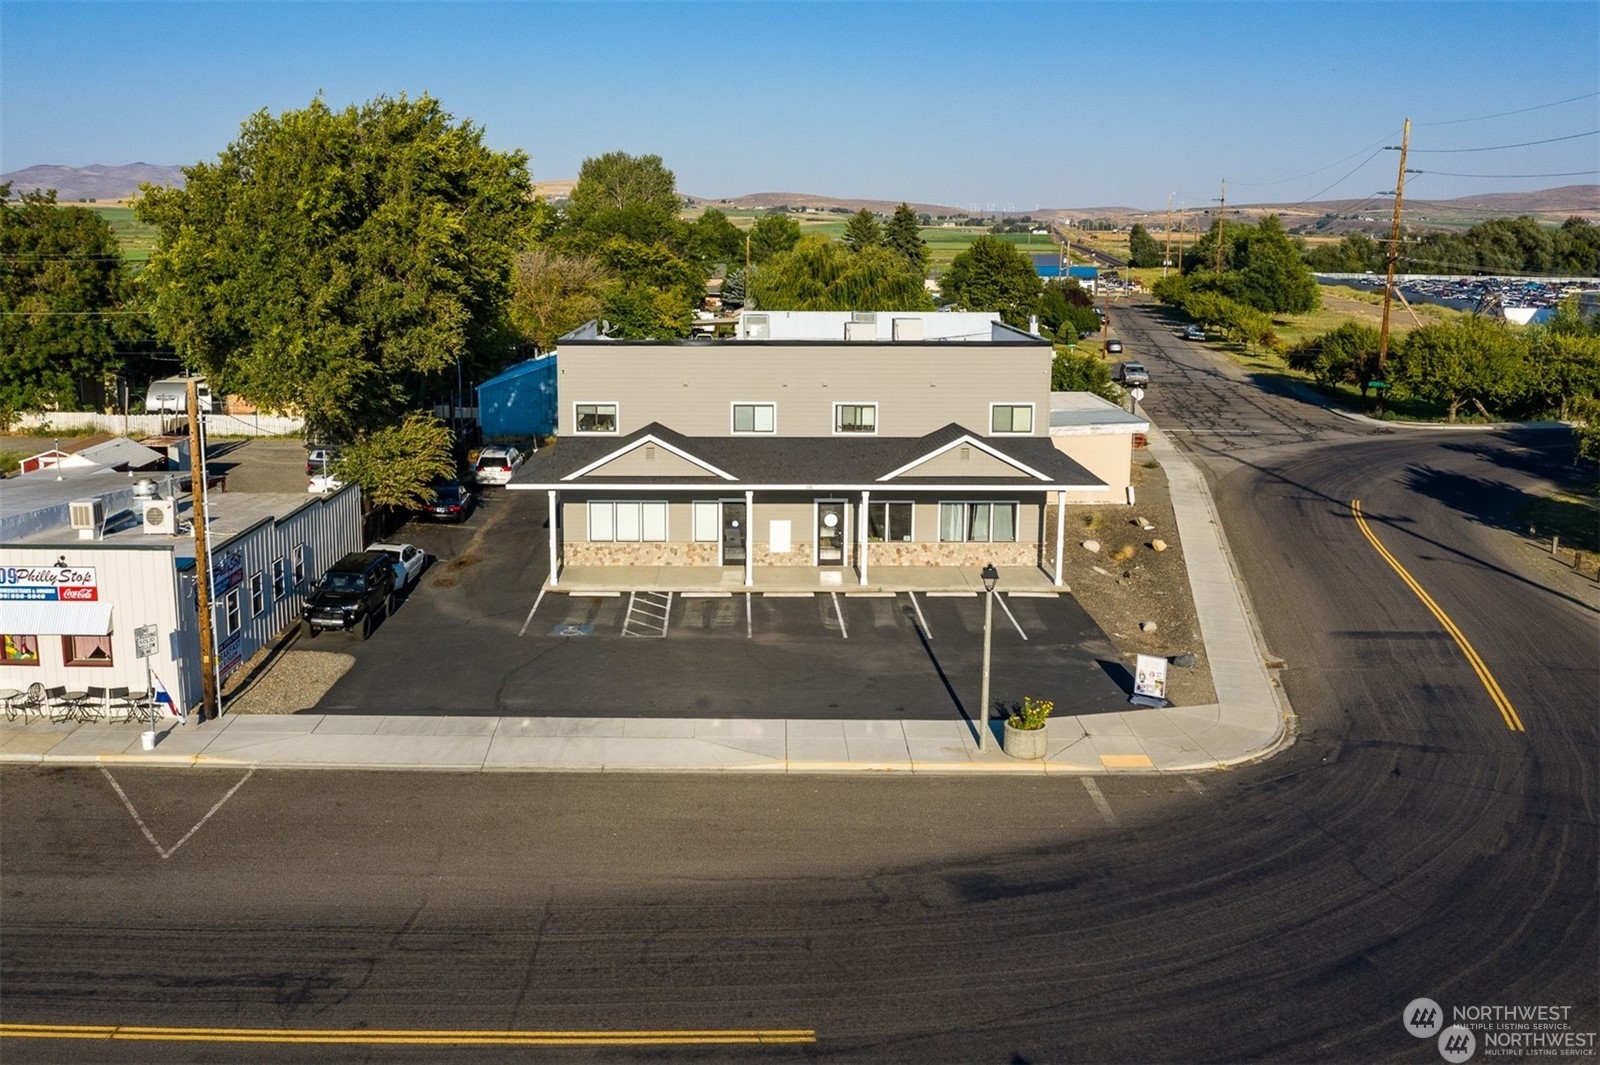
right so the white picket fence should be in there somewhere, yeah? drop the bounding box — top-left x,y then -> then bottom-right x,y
9,411 -> 305,438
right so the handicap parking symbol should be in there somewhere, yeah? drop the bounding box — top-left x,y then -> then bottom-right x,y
552,624 -> 593,637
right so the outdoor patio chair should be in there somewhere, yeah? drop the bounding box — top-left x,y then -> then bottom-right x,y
44,686 -> 71,723
15,683 -> 47,724
82,686 -> 109,722
106,687 -> 130,722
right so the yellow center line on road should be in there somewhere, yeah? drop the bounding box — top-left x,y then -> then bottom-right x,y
0,1023 -> 816,1047
1350,500 -> 1525,732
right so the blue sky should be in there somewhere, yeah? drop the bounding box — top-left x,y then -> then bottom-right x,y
2,1 -> 1596,212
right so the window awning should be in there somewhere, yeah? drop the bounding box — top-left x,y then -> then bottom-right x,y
0,601 -> 114,636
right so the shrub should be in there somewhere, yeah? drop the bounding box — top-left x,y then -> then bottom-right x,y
1008,695 -> 1054,731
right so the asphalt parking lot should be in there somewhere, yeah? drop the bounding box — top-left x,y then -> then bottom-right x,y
306,489 -> 1133,720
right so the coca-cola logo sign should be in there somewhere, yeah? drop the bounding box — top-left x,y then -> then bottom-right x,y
0,561 -> 100,602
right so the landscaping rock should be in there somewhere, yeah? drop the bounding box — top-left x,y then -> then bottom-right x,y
1082,539 -> 1101,553
1151,539 -> 1168,552
1139,620 -> 1158,633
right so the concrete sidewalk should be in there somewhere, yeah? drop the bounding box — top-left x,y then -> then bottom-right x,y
0,417 -> 1291,775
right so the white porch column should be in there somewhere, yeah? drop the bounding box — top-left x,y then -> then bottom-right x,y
859,490 -> 870,585
1053,489 -> 1066,587
744,490 -> 754,587
548,489 -> 561,587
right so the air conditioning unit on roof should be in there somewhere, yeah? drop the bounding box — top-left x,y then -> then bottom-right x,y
69,498 -> 105,540
142,498 -> 177,535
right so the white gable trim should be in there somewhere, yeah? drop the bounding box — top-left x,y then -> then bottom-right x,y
561,435 -> 737,482
878,434 -> 1050,482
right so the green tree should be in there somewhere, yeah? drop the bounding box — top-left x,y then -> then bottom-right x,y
137,93 -> 532,445
686,208 -> 745,267
884,203 -> 930,272
1050,348 -> 1118,402
333,413 -> 457,510
754,235 -> 933,312
1303,232 -> 1381,273
1127,223 -> 1163,268
844,208 -> 883,252
0,187 -> 139,423
1391,317 -> 1530,422
592,236 -> 701,338
599,281 -> 694,339
1525,329 -> 1600,420
1037,279 -> 1098,340
563,151 -> 682,248
1570,395 -> 1600,462
748,213 -> 801,263
1231,215 -> 1319,314
1287,321 -> 1381,392
939,235 -> 1043,328
509,247 -> 607,352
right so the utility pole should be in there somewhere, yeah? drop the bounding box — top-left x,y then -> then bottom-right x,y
1213,179 -> 1226,276
1163,193 -> 1174,278
1377,117 -> 1413,383
186,376 -> 219,722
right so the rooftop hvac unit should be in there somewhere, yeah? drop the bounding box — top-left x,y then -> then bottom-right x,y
844,320 -> 878,341
891,317 -> 924,341
142,498 -> 177,535
69,498 -> 105,540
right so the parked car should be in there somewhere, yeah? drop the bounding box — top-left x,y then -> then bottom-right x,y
307,473 -> 346,494
370,542 -> 426,590
301,551 -> 397,640
1113,361 -> 1150,387
305,447 -> 341,475
1184,325 -> 1207,341
473,446 -> 525,486
419,480 -> 474,523
1105,338 -> 1124,354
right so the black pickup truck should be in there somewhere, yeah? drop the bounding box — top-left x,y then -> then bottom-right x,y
301,551 -> 396,640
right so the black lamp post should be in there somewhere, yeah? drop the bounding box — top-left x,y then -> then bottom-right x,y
979,563 -> 999,750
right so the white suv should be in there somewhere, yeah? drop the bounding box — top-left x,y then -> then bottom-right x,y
473,446 -> 525,486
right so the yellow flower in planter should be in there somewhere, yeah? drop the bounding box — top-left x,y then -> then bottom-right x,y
1008,696 -> 1054,731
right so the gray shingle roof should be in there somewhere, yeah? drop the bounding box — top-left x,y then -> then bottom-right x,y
510,423 -> 1104,490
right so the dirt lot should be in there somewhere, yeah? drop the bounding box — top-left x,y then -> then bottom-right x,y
1050,458 -> 1217,708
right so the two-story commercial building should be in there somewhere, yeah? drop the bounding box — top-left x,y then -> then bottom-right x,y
509,311 -> 1106,587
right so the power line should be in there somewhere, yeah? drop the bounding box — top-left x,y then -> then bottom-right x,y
1417,91 -> 1600,127
1408,130 -> 1599,153
1414,169 -> 1600,179
1229,130 -> 1401,188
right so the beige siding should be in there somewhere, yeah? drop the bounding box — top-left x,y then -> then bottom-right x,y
559,341 -> 1053,438
588,445 -> 721,478
906,444 -> 1037,479
1052,435 -> 1134,504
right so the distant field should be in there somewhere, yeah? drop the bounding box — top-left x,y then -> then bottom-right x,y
80,203 -> 158,263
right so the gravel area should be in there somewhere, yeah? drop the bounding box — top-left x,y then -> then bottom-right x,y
222,643 -> 355,715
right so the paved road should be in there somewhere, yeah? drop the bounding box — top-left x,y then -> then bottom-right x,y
2,311 -> 1595,1061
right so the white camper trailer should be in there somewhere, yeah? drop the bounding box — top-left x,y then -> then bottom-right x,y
144,376 -> 215,414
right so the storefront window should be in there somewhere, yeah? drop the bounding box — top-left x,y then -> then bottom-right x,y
62,635 -> 113,666
866,502 -> 913,542
2,634 -> 40,664
938,502 -> 1018,543
272,557 -> 287,599
251,572 -> 267,616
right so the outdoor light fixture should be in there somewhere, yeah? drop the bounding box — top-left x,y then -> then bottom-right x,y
979,563 -> 1000,750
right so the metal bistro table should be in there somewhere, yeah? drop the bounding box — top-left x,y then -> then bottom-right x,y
60,691 -> 91,723
0,689 -> 22,722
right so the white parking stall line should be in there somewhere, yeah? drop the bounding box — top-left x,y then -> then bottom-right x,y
681,591 -> 733,598
829,591 -> 848,639
926,591 -> 977,597
906,591 -> 932,641
517,586 -> 549,637
1082,778 -> 1118,827
746,592 -> 753,639
622,591 -> 673,637
1185,776 -> 1207,796
994,593 -> 1029,641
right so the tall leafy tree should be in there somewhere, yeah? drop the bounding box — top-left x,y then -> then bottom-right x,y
687,208 -> 745,267
137,93 -> 533,444
747,213 -> 801,263
1231,215 -> 1319,313
562,151 -> 682,248
1391,317 -> 1529,422
844,208 -> 883,252
1127,223 -> 1163,268
334,413 -> 457,510
509,247 -> 607,352
0,187 -> 139,423
884,202 -> 930,271
940,235 -> 1043,328
754,235 -> 932,312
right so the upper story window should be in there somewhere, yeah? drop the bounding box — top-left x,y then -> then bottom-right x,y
732,402 -> 776,434
575,402 -> 619,434
834,402 -> 878,435
990,403 -> 1034,434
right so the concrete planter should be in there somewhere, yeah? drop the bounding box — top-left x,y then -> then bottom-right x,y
1002,721 -> 1049,759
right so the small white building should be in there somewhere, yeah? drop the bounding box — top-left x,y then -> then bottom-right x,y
1,465 -> 361,715
1048,392 -> 1150,505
